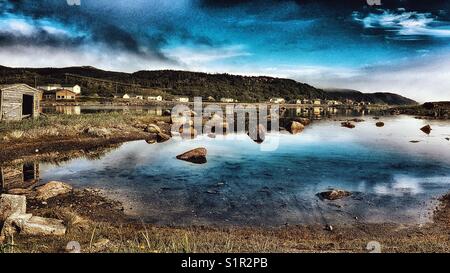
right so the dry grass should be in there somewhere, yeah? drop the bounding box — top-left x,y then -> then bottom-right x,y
0,112 -> 171,142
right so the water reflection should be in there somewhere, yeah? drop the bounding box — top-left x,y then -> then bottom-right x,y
23,115 -> 450,227
0,162 -> 40,192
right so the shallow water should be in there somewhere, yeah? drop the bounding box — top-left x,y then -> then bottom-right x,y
28,116 -> 450,226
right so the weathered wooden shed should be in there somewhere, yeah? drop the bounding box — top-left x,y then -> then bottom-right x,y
0,84 -> 42,121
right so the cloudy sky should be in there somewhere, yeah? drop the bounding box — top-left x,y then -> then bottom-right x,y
1,0 -> 450,102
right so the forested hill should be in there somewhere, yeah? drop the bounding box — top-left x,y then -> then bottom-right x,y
324,89 -> 417,106
0,65 -> 416,105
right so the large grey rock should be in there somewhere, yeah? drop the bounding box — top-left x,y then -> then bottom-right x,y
34,181 -> 73,201
176,148 -> 207,164
20,216 -> 66,236
144,124 -> 162,134
0,194 -> 26,222
1,213 -> 33,238
84,127 -> 111,138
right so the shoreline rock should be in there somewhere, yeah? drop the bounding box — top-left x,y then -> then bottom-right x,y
319,189 -> 352,201
176,147 -> 207,164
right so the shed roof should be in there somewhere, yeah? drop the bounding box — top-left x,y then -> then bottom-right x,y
0,83 -> 43,93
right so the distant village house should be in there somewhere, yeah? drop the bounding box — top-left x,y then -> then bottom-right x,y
220,98 -> 235,103
270,98 -> 285,104
38,84 -> 81,95
174,97 -> 189,103
148,95 -> 163,101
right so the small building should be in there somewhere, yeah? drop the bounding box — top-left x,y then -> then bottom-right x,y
313,99 -> 322,105
62,84 -> 81,95
327,100 -> 342,106
133,95 -> 144,100
174,97 -> 189,103
56,89 -> 77,100
122,94 -> 130,99
296,98 -> 310,105
0,84 -> 42,121
220,98 -> 235,103
38,84 -> 81,95
148,95 -> 163,101
207,96 -> 216,102
270,98 -> 285,104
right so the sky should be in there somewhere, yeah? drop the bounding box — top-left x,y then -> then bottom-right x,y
0,0 -> 450,102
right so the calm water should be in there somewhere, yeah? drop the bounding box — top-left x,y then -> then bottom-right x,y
33,115 -> 450,227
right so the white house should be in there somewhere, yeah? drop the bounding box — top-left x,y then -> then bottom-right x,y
220,98 -> 235,103
313,99 -> 322,105
38,84 -> 81,95
174,97 -> 189,103
269,98 -> 285,104
122,94 -> 130,99
148,95 -> 163,101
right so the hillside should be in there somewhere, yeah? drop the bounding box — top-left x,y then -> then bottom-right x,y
0,65 -> 416,105
324,88 -> 417,106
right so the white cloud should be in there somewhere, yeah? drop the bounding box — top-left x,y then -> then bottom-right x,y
353,10 -> 450,39
162,45 -> 251,67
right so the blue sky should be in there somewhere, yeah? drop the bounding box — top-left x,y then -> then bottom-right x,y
1,0 -> 450,101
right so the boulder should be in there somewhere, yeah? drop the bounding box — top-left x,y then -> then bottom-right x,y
319,189 -> 351,201
446,137 -> 449,141
296,118 -> 311,126
163,110 -> 171,116
341,122 -> 355,129
420,125 -> 432,135
157,132 -> 171,143
20,216 -> 66,236
286,121 -> 305,134
376,122 -> 385,127
0,194 -> 27,222
1,213 -> 33,238
348,118 -> 365,122
34,181 -> 73,201
84,127 -> 111,138
248,124 -> 266,143
176,148 -> 207,164
144,124 -> 162,134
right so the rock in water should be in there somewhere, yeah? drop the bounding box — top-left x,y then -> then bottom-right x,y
420,125 -> 432,135
248,124 -> 266,143
0,194 -> 27,222
376,122 -> 385,127
319,189 -> 351,200
286,121 -> 305,134
34,181 -> 73,201
176,148 -> 207,164
156,132 -> 171,143
341,122 -> 355,129
446,137 -> 450,141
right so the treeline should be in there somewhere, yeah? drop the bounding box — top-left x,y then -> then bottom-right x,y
0,65 -> 416,105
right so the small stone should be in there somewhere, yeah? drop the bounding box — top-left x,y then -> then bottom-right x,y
176,148 -> 207,164
34,181 -> 73,201
341,121 -> 355,129
376,122 -> 385,127
325,225 -> 333,231
420,125 -> 432,135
